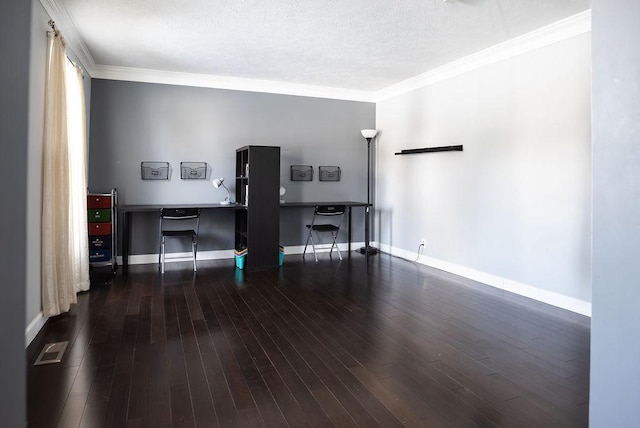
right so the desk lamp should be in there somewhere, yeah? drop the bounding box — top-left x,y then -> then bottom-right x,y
212,177 -> 232,204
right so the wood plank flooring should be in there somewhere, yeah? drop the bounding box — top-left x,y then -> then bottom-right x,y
27,254 -> 590,427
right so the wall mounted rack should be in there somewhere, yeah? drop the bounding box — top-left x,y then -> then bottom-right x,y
319,166 -> 341,182
141,161 -> 170,180
180,161 -> 208,180
395,145 -> 463,155
291,165 -> 313,181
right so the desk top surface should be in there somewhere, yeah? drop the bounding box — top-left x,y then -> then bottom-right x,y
281,201 -> 369,208
120,201 -> 369,212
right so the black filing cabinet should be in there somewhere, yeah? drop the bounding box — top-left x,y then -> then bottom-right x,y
87,188 -> 117,274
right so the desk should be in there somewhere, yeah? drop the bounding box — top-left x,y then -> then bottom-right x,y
120,201 -> 370,273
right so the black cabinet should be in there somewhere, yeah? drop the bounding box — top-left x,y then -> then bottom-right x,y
235,146 -> 281,268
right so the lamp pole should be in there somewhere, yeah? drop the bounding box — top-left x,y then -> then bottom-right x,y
366,137 -> 371,205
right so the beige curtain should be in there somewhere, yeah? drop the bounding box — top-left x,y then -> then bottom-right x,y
42,31 -> 89,317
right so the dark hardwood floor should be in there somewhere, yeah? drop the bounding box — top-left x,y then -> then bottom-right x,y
27,253 -> 590,427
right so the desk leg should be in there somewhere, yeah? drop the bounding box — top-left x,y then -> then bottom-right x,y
348,207 -> 352,256
123,211 -> 130,274
365,206 -> 370,262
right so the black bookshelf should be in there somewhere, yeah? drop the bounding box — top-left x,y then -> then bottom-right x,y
235,146 -> 281,268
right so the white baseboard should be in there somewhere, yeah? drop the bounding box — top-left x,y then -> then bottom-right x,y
116,242 -> 367,266
25,312 -> 48,348
282,242 -> 366,256
118,249 -> 236,266
378,243 -> 591,317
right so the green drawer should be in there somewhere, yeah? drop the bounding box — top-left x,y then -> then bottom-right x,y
88,209 -> 111,222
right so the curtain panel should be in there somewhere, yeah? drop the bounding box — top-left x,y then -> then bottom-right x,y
41,31 -> 89,317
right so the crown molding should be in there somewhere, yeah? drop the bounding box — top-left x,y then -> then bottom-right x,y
373,10 -> 591,102
91,65 -> 377,102
40,0 -> 375,102
39,0 -> 97,74
38,1 -> 589,104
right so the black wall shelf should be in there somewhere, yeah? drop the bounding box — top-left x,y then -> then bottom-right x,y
395,145 -> 463,155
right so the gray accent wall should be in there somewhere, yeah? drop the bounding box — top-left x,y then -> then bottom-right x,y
26,0 -> 50,333
590,0 -> 640,424
89,80 -> 375,255
1,0 -> 31,424
26,0 -> 49,330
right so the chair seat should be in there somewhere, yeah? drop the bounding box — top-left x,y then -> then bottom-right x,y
306,224 -> 340,232
162,229 -> 197,237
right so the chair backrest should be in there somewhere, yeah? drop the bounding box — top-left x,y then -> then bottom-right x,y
160,207 -> 200,220
315,204 -> 346,216
309,205 -> 346,230
160,208 -> 201,232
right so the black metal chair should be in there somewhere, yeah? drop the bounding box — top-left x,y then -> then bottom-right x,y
158,207 -> 201,274
303,204 -> 346,262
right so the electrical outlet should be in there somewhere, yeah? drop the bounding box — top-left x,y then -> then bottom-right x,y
420,238 -> 426,246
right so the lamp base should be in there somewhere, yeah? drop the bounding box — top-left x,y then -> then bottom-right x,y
220,200 -> 231,205
357,246 -> 378,255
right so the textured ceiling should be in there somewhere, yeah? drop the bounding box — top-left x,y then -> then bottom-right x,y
55,0 -> 590,92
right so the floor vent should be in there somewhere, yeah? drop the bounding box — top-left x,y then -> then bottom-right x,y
34,341 -> 68,366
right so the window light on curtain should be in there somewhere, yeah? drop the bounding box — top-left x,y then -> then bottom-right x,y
41,29 -> 89,317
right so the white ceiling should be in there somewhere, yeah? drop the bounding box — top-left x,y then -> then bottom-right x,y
49,0 -> 589,98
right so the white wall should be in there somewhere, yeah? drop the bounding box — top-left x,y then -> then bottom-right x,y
590,0 -> 640,423
375,32 -> 591,312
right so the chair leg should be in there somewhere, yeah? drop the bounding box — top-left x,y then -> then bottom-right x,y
303,229 -> 312,259
328,232 -> 342,260
192,237 -> 197,272
161,236 -> 165,274
310,234 -> 319,262
333,233 -> 342,260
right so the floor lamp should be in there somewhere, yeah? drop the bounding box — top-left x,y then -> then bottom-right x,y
359,129 -> 378,255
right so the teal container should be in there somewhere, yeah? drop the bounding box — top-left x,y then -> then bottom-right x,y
279,246 -> 284,266
235,253 -> 247,269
